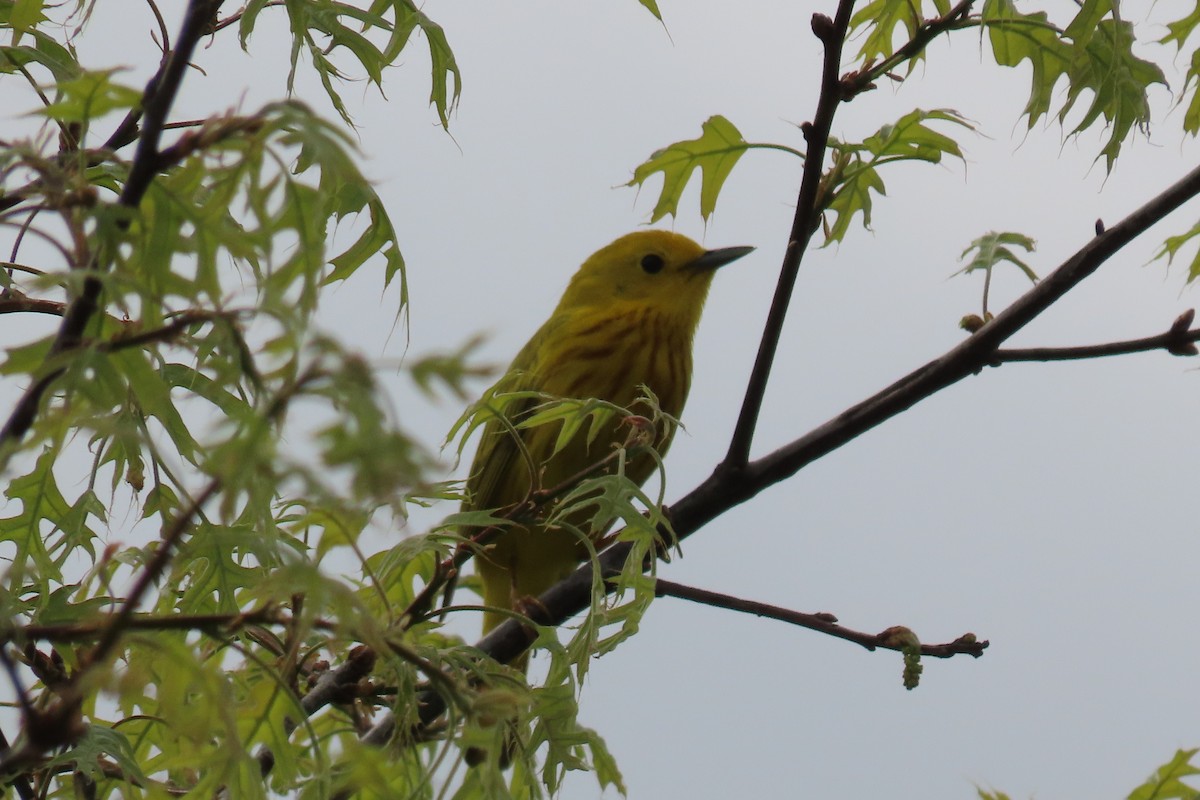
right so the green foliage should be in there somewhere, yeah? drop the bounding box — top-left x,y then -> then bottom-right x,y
1164,5 -> 1200,136
957,232 -> 1038,283
0,1 -> 1197,798
981,748 -> 1200,800
848,0 -> 952,67
823,109 -> 973,244
1155,219 -> 1200,283
636,0 -> 663,21
1127,749 -> 1200,800
646,2 -> 1177,241
239,0 -> 461,128
982,0 -> 1165,171
626,115 -> 802,223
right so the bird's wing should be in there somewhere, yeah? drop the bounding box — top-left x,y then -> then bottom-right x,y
464,377 -> 541,512
464,309 -> 575,511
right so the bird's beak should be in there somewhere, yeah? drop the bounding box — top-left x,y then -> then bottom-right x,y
687,245 -> 755,272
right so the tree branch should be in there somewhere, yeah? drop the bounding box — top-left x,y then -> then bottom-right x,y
725,1 -> 982,471
0,728 -> 33,800
857,0 -> 976,90
437,158 -> 1200,728
992,310 -> 1200,362
653,579 -> 987,658
10,605 -> 333,644
0,0 -> 226,458
0,294 -> 66,317
722,2 -> 859,469
99,309 -> 240,353
82,479 -> 221,673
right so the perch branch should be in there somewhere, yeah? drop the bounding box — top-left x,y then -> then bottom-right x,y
444,158 -> 1200,726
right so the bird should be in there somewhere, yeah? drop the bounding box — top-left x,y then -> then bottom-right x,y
462,230 -> 754,661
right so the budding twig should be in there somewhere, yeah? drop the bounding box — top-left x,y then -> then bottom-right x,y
654,579 -> 987,658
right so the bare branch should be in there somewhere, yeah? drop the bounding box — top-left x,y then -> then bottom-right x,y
10,606 -> 336,644
654,579 -> 987,658
0,294 -> 66,317
723,1 -> 858,468
993,310 -> 1200,362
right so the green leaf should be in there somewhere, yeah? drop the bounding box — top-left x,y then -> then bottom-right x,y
848,0 -> 923,65
626,115 -> 751,222
0,448 -> 103,585
860,107 -> 972,163
956,231 -> 1039,283
517,396 -> 626,456
822,156 -> 886,244
982,0 -> 1072,125
160,362 -> 254,421
984,0 -> 1164,170
975,790 -> 1013,800
1062,0 -> 1111,48
0,29 -> 81,81
273,0 -> 460,129
822,109 -> 973,244
1059,19 -> 1165,170
110,349 -> 200,464
637,0 -> 662,21
1181,48 -> 1200,136
1154,218 -> 1200,283
8,0 -> 46,44
413,7 -> 461,129
37,68 -> 142,123
44,725 -> 148,784
1161,5 -> 1200,50
1127,749 -> 1200,800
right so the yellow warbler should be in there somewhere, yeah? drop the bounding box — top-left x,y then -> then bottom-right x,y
465,230 -> 753,648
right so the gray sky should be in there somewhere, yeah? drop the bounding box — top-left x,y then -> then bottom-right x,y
10,1 -> 1200,797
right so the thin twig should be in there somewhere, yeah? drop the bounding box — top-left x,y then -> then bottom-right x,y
0,0 -> 227,460
82,479 -> 221,671
0,294 -> 66,317
0,728 -> 34,800
11,606 -> 336,644
857,0 -> 976,89
723,1 -> 858,469
99,309 -> 238,353
142,0 -> 171,54
237,646 -> 378,794
0,262 -> 46,278
212,0 -> 286,33
654,579 -> 987,658
993,312 -> 1200,362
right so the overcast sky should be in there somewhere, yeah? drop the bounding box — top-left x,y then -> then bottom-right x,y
12,1 -> 1200,798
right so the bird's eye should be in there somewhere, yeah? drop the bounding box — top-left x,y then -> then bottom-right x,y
640,253 -> 665,274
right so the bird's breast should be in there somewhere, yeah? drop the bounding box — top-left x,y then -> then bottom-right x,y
537,307 -> 694,419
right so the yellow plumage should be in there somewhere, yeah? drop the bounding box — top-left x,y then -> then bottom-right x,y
464,230 -> 753,650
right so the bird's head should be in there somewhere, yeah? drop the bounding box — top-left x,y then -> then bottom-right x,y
558,230 -> 754,326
